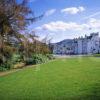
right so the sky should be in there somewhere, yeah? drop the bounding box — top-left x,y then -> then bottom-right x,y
26,0 -> 100,43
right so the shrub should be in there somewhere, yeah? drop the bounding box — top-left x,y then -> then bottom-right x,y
0,66 -> 7,72
25,54 -> 50,65
32,54 -> 50,64
11,54 -> 22,64
46,54 -> 55,60
0,61 -> 13,71
25,58 -> 34,65
0,54 -> 23,71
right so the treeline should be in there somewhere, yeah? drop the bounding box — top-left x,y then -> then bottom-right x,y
0,0 -> 54,71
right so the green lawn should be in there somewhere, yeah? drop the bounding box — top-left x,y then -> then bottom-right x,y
0,57 -> 100,100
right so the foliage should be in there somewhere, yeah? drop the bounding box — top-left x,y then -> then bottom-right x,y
32,54 -> 49,64
25,54 -> 50,65
0,0 -> 52,71
0,53 -> 23,71
24,58 -> 34,65
0,66 -> 8,72
0,60 -> 13,71
46,54 -> 55,60
0,0 -> 42,64
11,54 -> 23,64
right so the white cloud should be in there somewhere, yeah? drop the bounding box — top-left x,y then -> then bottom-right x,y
61,6 -> 85,15
88,18 -> 100,28
36,21 -> 87,32
45,9 -> 56,16
36,18 -> 100,32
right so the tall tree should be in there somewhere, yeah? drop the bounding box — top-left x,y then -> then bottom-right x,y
0,0 -> 43,64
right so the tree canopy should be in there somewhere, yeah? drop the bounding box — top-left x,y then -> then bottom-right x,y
0,0 -> 43,63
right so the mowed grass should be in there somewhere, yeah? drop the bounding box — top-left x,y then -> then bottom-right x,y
0,57 -> 100,100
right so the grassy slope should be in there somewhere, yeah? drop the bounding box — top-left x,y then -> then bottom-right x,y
0,57 -> 100,100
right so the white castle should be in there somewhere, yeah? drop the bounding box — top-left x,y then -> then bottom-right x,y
53,33 -> 100,55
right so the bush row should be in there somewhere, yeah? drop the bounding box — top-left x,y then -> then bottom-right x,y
25,54 -> 54,65
0,54 -> 54,71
